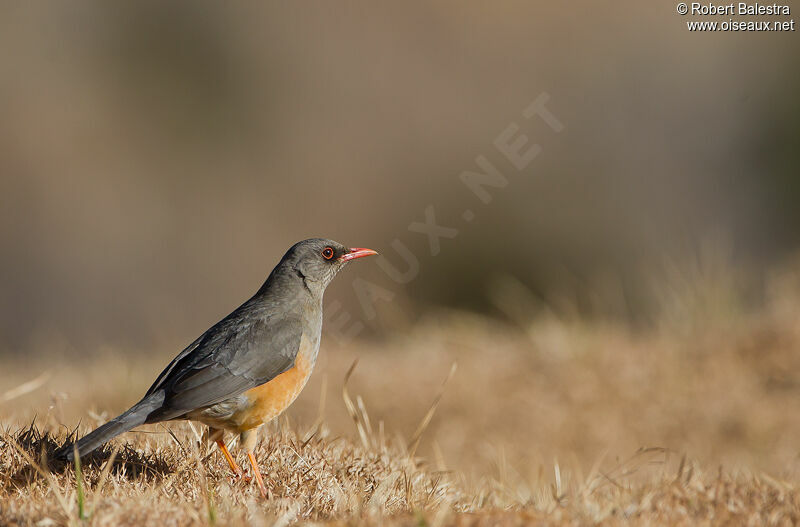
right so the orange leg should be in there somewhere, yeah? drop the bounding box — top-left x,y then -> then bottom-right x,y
216,439 -> 244,479
247,450 -> 268,498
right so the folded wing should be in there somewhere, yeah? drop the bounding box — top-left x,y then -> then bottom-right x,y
144,309 -> 303,423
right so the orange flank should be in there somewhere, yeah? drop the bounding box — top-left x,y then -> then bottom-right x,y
239,352 -> 313,431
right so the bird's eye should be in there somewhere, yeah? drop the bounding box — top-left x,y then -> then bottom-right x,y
322,247 -> 335,260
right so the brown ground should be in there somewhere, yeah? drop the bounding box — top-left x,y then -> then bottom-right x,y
2,270 -> 800,525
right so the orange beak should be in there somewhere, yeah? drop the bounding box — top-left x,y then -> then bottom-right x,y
340,247 -> 378,262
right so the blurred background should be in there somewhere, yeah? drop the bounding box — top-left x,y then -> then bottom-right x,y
1,2 -> 799,479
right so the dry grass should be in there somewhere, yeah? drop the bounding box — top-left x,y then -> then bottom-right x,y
1,423 -> 798,526
3,262 -> 800,525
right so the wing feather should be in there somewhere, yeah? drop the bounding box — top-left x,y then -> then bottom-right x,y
144,307 -> 303,423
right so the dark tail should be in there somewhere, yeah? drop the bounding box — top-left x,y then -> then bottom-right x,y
58,394 -> 163,461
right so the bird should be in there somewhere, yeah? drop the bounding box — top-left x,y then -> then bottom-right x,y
57,238 -> 377,497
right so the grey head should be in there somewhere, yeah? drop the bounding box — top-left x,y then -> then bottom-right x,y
259,238 -> 378,301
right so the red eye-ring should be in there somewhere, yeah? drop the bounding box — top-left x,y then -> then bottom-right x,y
322,247 -> 334,260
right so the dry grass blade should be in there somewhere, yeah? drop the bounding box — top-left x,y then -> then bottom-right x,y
0,371 -> 51,404
91,446 -> 119,514
408,363 -> 457,459
302,374 -> 328,445
356,395 -> 373,438
580,450 -> 608,496
342,359 -> 371,449
186,420 -> 203,446
553,459 -> 563,501
162,424 -> 187,456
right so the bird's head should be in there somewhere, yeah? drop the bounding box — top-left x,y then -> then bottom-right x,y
276,238 -> 377,295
